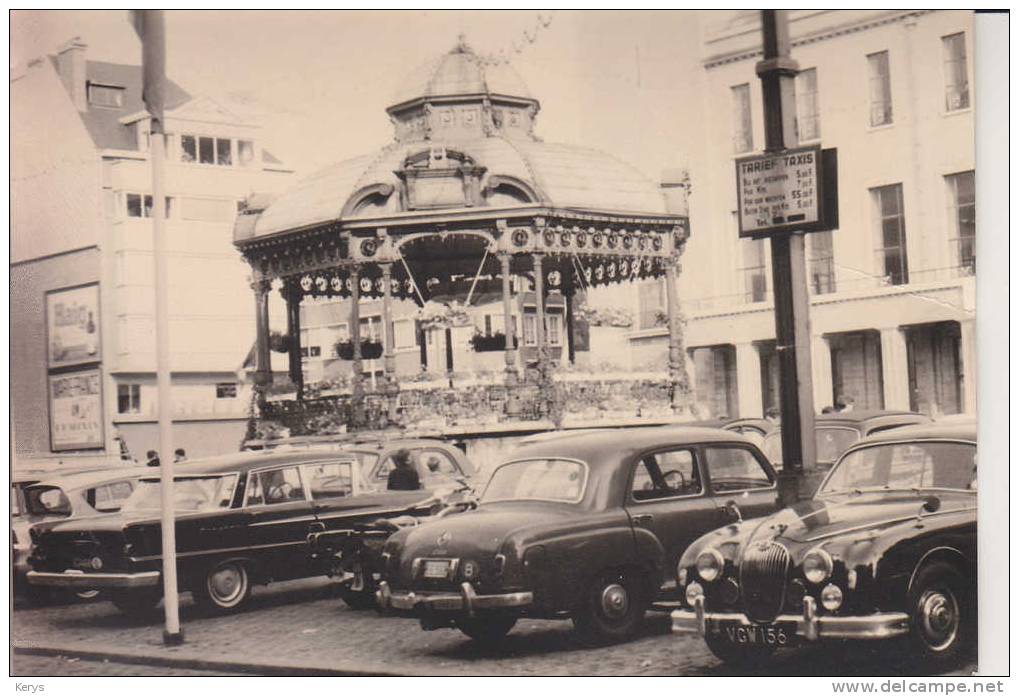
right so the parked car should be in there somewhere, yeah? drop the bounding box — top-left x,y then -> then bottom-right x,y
27,450 -> 449,615
342,438 -> 476,492
14,467 -> 147,602
376,427 -> 782,644
672,420 -> 976,667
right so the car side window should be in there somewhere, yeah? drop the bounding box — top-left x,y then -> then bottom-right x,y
90,481 -> 134,512
302,461 -> 354,500
420,450 -> 458,476
704,447 -> 773,492
251,466 -> 305,505
632,449 -> 701,501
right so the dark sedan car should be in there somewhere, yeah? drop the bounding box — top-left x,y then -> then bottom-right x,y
672,421 -> 976,667
376,427 -> 782,644
27,450 -> 444,615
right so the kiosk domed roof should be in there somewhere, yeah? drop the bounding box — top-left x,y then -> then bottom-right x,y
388,36 -> 535,111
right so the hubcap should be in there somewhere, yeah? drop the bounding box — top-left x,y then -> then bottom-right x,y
918,589 -> 959,651
208,564 -> 245,605
600,583 -> 629,619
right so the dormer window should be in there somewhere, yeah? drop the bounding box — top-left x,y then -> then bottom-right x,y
180,134 -> 254,167
88,83 -> 124,108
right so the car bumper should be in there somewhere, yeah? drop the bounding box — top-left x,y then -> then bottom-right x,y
26,570 -> 161,589
376,580 -> 533,615
671,596 -> 911,641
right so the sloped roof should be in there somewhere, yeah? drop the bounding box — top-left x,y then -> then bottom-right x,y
245,133 -> 667,240
49,58 -> 191,150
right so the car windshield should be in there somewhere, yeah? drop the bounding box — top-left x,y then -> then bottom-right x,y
819,441 -> 976,496
763,427 -> 860,468
481,458 -> 587,504
121,475 -> 238,512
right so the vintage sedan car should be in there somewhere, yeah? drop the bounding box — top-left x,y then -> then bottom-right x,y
672,421 -> 976,666
14,467 -> 146,601
376,427 -> 783,644
27,450 -> 446,615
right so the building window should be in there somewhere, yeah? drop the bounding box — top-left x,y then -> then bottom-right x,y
946,171 -> 975,274
942,33 -> 969,111
126,193 -> 173,218
739,238 -> 768,303
871,183 -> 908,285
731,84 -> 753,154
795,68 -> 820,141
867,51 -> 893,126
547,315 -> 562,347
523,315 -> 537,346
88,83 -> 124,108
215,383 -> 238,399
808,230 -> 836,294
117,384 -> 141,414
180,135 -> 253,167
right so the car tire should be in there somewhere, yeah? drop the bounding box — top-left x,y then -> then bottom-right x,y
572,569 -> 646,645
704,633 -> 776,667
110,588 -> 162,616
908,561 -> 972,665
193,560 -> 252,614
456,616 -> 517,644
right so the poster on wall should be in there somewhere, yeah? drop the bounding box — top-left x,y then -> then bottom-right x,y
49,369 -> 105,451
46,283 -> 101,369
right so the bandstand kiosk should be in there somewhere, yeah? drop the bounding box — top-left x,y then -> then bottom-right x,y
234,40 -> 692,438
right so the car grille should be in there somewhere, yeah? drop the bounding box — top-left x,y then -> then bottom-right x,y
739,541 -> 790,624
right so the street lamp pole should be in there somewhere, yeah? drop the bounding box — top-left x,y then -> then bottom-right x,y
756,10 -> 817,503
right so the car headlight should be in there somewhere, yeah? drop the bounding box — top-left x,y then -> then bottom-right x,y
685,581 -> 704,605
803,549 -> 834,584
695,548 -> 725,582
821,583 -> 843,611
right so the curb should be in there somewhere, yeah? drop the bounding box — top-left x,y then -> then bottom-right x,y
12,644 -> 418,677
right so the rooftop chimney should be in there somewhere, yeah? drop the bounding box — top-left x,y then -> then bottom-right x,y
55,36 -> 88,112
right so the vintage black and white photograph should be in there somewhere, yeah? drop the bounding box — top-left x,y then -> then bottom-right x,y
8,8 -> 1008,683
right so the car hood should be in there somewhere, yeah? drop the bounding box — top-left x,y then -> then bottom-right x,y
396,502 -> 573,558
749,490 -> 976,547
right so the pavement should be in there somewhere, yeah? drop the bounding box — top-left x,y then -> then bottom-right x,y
12,577 -> 977,677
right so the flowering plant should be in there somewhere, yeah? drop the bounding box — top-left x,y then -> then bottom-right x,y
416,300 -> 472,330
575,305 -> 633,328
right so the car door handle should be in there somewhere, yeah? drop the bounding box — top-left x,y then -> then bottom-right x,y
632,514 -> 654,527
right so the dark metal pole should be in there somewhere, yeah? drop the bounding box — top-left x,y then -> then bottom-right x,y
757,10 -> 816,503
285,283 -> 304,400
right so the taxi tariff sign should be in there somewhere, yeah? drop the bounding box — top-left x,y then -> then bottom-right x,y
736,145 -> 827,238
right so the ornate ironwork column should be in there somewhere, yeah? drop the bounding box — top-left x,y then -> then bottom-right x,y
381,263 -> 400,421
664,244 -> 691,414
499,252 -> 518,385
533,253 -> 546,365
349,268 -> 365,427
251,275 -> 273,387
283,281 -> 304,400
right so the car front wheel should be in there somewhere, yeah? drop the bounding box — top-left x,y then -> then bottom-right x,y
908,561 -> 971,665
572,569 -> 646,645
194,560 -> 252,613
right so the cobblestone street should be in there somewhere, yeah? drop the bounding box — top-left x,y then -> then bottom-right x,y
12,578 -> 976,677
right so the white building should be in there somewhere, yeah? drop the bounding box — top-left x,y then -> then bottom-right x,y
11,37 -> 293,468
633,10 -> 975,419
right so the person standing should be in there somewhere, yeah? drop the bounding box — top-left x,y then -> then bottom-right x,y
386,449 -> 421,491
145,450 -> 160,467
174,448 -> 187,462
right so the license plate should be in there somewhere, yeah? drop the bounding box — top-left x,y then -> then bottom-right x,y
423,560 -> 451,579
714,623 -> 791,647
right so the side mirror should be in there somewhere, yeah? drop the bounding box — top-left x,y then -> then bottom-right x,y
726,500 -> 743,523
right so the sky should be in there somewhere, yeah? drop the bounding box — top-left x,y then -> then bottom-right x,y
10,10 -> 706,181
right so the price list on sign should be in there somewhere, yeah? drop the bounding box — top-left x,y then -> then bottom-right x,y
736,145 -> 823,237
